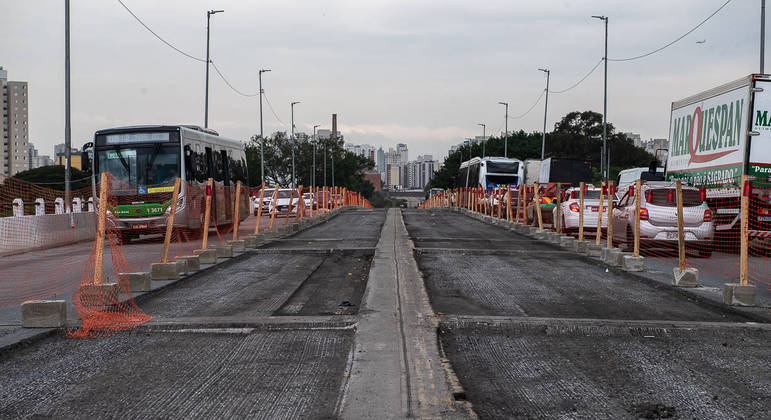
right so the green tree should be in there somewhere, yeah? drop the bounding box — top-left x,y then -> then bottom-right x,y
13,165 -> 92,191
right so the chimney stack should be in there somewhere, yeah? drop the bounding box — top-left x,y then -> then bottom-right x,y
332,114 -> 337,140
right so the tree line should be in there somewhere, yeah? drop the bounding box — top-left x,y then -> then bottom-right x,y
427,110 -> 658,190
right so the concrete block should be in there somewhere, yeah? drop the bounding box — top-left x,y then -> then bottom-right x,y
179,255 -> 200,272
78,282 -> 120,306
573,240 -> 588,253
722,283 -> 757,306
672,267 -> 699,287
585,242 -> 603,257
622,255 -> 644,272
601,247 -> 621,266
228,239 -> 246,253
214,244 -> 234,258
527,226 -> 540,236
21,300 -> 67,328
152,262 -> 180,280
560,236 -> 576,248
194,248 -> 217,264
532,229 -> 549,240
242,236 -> 258,248
548,232 -> 563,244
483,216 -> 492,223
119,272 -> 151,292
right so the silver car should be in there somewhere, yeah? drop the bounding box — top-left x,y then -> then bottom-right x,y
553,187 -> 608,236
610,181 -> 714,257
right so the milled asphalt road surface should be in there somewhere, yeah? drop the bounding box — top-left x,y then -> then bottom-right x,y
404,209 -> 771,419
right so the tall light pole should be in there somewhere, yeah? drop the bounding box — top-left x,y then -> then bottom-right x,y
258,69 -> 270,184
204,9 -> 224,128
64,0 -> 71,214
313,124 -> 320,189
538,68 -> 550,160
290,101 -> 300,187
498,102 -> 508,158
593,14 -> 608,182
477,123 -> 486,157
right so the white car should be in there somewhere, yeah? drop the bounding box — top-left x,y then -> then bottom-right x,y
251,191 -> 273,215
553,186 -> 608,236
303,192 -> 316,209
610,181 -> 714,257
269,188 -> 301,216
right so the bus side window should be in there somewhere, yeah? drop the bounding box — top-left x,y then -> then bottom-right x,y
184,145 -> 195,182
220,150 -> 230,186
205,147 -> 216,181
194,144 -> 207,183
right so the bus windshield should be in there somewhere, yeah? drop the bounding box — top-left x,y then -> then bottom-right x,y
97,144 -> 180,189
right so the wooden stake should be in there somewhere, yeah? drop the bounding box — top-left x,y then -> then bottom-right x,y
161,177 -> 181,264
578,182 -> 585,241
676,179 -> 686,270
232,181 -> 242,241
555,184 -> 562,233
634,179 -> 642,257
607,182 -> 614,248
253,183 -> 265,235
268,184 -> 279,230
516,185 -> 522,222
507,185 -> 513,221
201,178 -> 213,249
535,184 -> 543,230
596,182 -> 605,245
740,175 -> 749,286
295,186 -> 304,221
93,172 -> 110,285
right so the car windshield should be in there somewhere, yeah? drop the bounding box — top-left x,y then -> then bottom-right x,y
96,144 -> 180,191
647,189 -> 702,207
570,190 -> 601,199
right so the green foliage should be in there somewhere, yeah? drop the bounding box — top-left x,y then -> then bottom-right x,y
245,132 -> 375,196
369,193 -> 407,208
427,110 -> 656,189
13,165 -> 93,190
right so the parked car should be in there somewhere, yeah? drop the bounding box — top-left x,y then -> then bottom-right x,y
251,190 -> 273,216
610,181 -> 714,257
553,186 -> 608,236
269,188 -> 301,216
302,192 -> 316,209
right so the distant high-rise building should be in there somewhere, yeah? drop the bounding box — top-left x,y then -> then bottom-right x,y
1,66 -> 30,176
376,147 -> 385,174
624,132 -> 642,148
28,143 -> 52,170
396,143 -> 408,164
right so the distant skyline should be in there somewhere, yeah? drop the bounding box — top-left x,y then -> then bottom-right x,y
0,0 -> 765,162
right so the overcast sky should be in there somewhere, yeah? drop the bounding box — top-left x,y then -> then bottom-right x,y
0,0 -> 765,161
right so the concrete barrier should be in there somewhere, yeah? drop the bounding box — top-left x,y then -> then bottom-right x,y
672,267 -> 699,287
584,243 -> 603,257
601,247 -> 621,266
151,261 -> 184,280
622,255 -> 644,272
0,212 -> 96,256
722,283 -> 757,306
573,241 -> 588,253
228,239 -> 246,253
119,272 -> 151,292
193,248 -> 217,264
560,236 -> 576,248
179,255 -> 200,272
21,300 -> 67,328
78,283 -> 120,306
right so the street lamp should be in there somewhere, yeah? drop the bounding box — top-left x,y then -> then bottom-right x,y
258,69 -> 270,184
477,123 -> 486,157
538,68 -> 550,160
592,14 -> 608,182
290,101 -> 300,187
313,124 -> 320,189
204,9 -> 224,128
498,102 -> 508,158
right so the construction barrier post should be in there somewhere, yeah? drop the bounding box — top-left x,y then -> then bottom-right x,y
596,181 -> 605,245
740,175 -> 749,286
232,181 -> 242,241
254,183 -> 265,234
523,186 -> 529,226
268,184 -> 280,230
507,185 -> 513,221
285,187 -> 296,225
676,180 -> 686,270
295,185 -> 304,221
535,184 -> 543,230
516,185 -> 522,222
555,184 -> 562,233
607,182 -> 614,248
201,178 -> 214,249
634,179 -> 642,257
578,182 -> 585,241
93,172 -> 110,285
160,177 -> 182,264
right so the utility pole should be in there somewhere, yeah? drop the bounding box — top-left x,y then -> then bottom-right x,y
258,69 -> 270,184
498,102 -> 508,158
478,123 -> 486,157
64,0 -> 71,214
762,0 -> 766,73
204,9 -> 223,128
538,68 -> 550,160
313,124 -> 320,190
291,101 -> 300,187
324,135 -> 327,186
592,15 -> 609,182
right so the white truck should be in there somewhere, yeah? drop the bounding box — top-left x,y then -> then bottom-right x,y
666,73 -> 771,241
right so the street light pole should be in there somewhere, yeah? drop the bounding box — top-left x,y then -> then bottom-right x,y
204,9 -> 224,128
478,123 -> 486,157
291,101 -> 300,187
313,124 -> 320,190
593,14 -> 608,182
538,68 -> 550,160
258,69 -> 270,184
498,102 -> 508,158
64,0 -> 71,214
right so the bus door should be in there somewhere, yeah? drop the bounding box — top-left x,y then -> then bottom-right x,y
221,150 -> 233,223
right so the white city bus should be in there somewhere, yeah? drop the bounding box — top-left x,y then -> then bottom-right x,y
457,156 -> 524,190
85,125 -> 249,242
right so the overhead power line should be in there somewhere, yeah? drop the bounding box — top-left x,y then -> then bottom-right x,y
508,89 -> 545,120
549,59 -> 604,94
262,91 -> 288,127
116,0 -> 206,62
608,0 -> 732,62
210,61 -> 258,97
